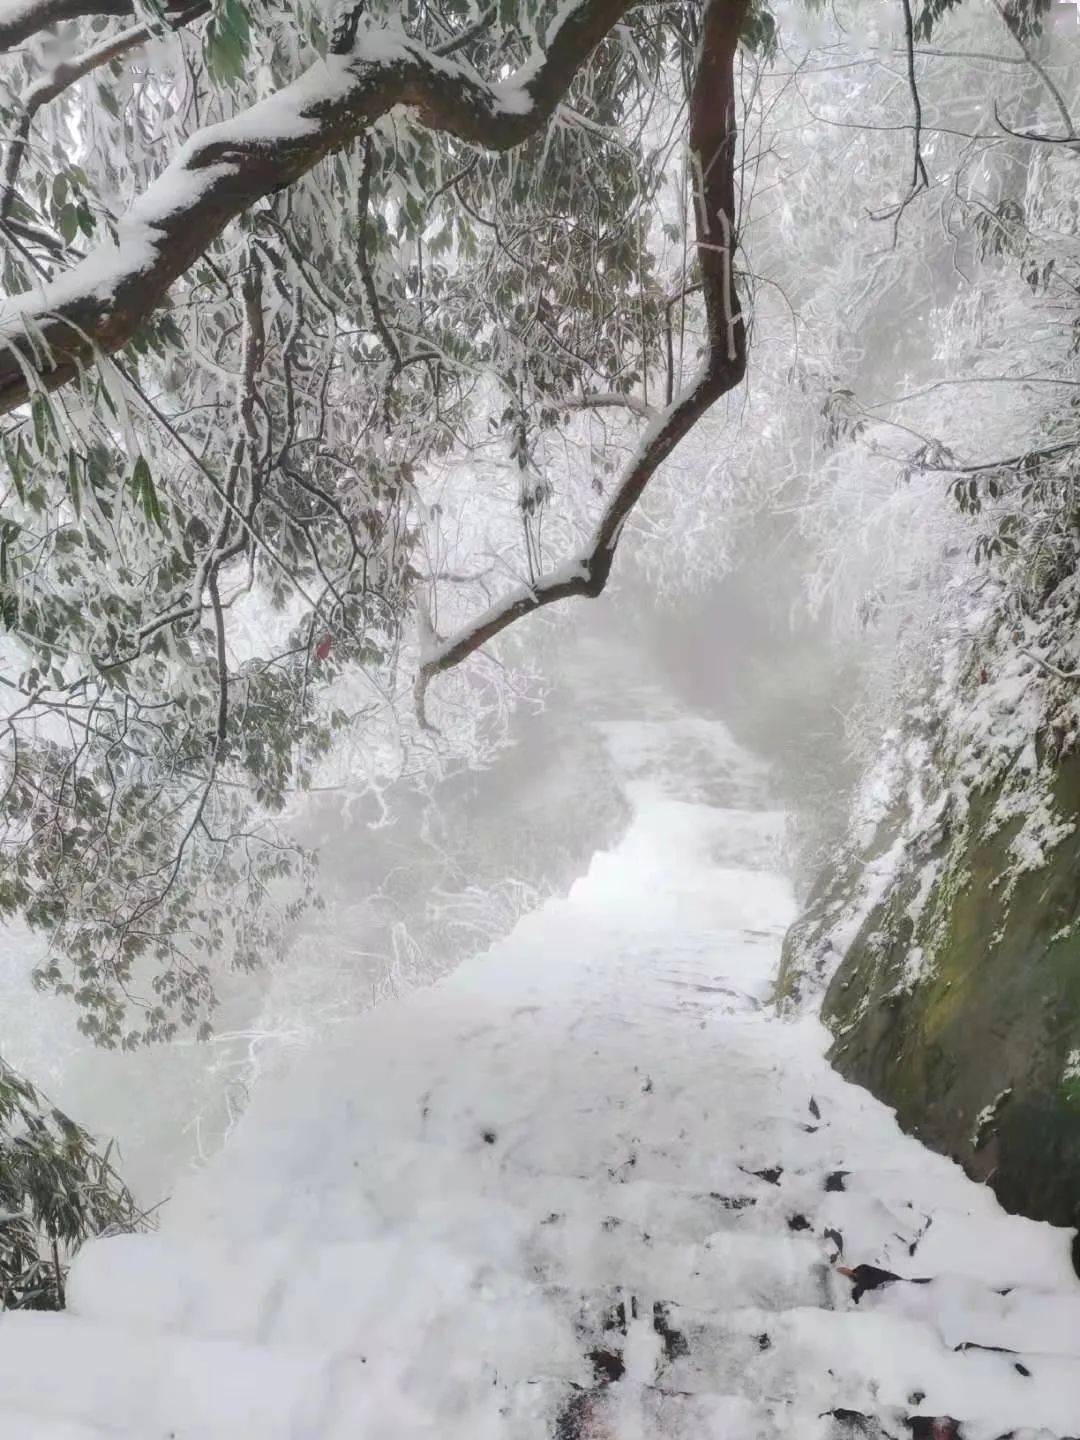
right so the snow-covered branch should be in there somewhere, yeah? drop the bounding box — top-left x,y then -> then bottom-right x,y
560,391 -> 660,421
415,0 -> 749,724
0,0 -> 642,415
0,0 -> 189,52
0,4 -> 209,223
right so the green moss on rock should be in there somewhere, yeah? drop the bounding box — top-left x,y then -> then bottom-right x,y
821,751 -> 1080,1227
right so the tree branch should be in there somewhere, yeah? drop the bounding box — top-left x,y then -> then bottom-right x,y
991,0 -> 1076,141
0,0 -> 641,415
415,0 -> 749,725
0,0 -> 193,54
1020,647 -> 1080,683
560,390 -> 660,421
0,3 -> 209,224
872,0 -> 929,234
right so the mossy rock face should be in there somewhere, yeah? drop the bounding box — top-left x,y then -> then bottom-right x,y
776,788 -> 912,1010
822,753 -> 1080,1227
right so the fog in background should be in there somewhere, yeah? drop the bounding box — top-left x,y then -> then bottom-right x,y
0,548 -> 843,1209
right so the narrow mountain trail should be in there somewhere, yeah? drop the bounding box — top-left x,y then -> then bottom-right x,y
2,696 -> 1078,1439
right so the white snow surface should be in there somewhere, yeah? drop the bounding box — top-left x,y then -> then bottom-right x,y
1,699 -> 1079,1438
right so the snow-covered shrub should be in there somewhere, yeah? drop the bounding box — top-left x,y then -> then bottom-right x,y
0,1058 -> 143,1310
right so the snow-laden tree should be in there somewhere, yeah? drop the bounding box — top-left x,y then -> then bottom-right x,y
582,0 -> 1080,876
0,1056 -> 144,1308
0,0 -> 753,1045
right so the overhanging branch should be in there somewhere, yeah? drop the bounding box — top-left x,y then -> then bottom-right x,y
0,0 -> 191,53
560,390 -> 661,421
415,0 -> 749,725
0,0 -> 637,415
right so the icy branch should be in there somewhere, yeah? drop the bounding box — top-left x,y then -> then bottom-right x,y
0,0 -> 638,414
0,0 -> 191,52
559,391 -> 661,422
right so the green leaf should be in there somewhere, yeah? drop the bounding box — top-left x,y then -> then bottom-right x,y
31,392 -> 54,453
58,204 -> 79,245
205,0 -> 251,87
0,520 -> 16,583
3,435 -> 24,502
66,449 -> 81,518
740,3 -> 777,59
131,455 -> 165,531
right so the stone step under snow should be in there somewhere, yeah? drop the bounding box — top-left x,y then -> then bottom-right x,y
0,1312 -> 331,1438
62,1229 -> 831,1346
2,703 -> 1078,1440
0,1413 -> 134,1440
646,1300 -> 1080,1435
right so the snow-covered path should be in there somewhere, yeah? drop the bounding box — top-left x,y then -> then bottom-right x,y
2,701 -> 1079,1439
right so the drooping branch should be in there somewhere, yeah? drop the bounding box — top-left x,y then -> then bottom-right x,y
0,0 -> 189,53
0,3 -> 210,223
0,0 -> 637,415
991,0 -> 1075,141
415,0 -> 749,724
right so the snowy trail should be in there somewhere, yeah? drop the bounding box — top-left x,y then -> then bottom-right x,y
2,700 -> 1079,1439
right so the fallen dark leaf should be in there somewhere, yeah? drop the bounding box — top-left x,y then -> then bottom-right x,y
838,1263 -> 930,1303
587,1347 -> 625,1384
740,1164 -> 783,1185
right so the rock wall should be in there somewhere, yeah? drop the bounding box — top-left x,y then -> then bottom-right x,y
779,634 -> 1080,1231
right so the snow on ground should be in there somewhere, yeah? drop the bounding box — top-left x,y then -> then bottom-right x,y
1,688 -> 1078,1439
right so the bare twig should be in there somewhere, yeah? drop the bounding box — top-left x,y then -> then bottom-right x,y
1020,647 -> 1080,683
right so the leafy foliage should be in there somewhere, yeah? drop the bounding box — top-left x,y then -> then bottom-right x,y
0,1058 -> 143,1310
0,0 -> 721,1044
913,0 -> 1050,42
740,1 -> 777,58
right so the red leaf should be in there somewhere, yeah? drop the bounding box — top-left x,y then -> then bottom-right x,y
315,634 -> 332,662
